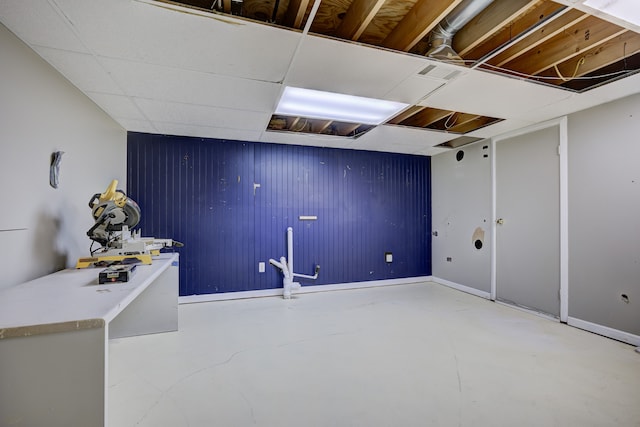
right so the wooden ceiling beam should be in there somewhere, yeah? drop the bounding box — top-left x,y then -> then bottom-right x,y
398,107 -> 454,128
454,0 -> 539,58
448,116 -> 497,133
284,0 -> 310,29
537,30 -> 640,85
387,106 -> 426,125
335,123 -> 362,136
502,15 -> 626,76
335,0 -> 387,40
487,9 -> 586,67
437,112 -> 480,131
382,0 -> 463,52
313,119 -> 334,133
461,1 -> 569,62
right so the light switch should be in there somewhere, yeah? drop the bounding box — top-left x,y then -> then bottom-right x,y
385,252 -> 393,263
258,262 -> 265,273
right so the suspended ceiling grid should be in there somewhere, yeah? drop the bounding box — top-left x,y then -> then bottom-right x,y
1,0 -> 639,156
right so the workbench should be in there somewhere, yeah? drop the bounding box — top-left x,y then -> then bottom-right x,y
0,253 -> 179,427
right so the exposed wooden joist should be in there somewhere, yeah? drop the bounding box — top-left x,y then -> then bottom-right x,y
284,0 -> 310,28
537,30 -> 640,85
286,116 -> 301,129
312,119 -> 334,133
335,0 -> 387,40
503,15 -> 627,76
454,0 -> 539,58
382,0 -> 463,52
387,106 -> 426,125
434,112 -> 479,132
461,1 -> 570,62
487,9 -> 587,67
448,115 -> 497,133
335,122 -> 362,135
398,107 -> 454,128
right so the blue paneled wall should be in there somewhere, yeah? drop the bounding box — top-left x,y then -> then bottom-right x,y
128,132 -> 431,296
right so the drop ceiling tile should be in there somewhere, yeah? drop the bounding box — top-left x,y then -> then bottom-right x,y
54,0 -> 300,82
423,68 -> 573,120
384,75 -> 446,105
0,1 -> 89,52
134,98 -> 271,130
100,58 -> 281,112
33,47 -> 123,94
152,122 -> 263,142
361,125 -> 457,148
415,146 -> 452,157
285,35 -> 430,101
465,118 -> 537,139
85,92 -> 146,121
527,72 -> 640,121
259,131 -> 357,149
115,118 -> 156,133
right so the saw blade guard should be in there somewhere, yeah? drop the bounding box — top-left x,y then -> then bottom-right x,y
86,180 -> 141,246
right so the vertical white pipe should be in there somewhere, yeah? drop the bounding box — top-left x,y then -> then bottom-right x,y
287,227 -> 293,276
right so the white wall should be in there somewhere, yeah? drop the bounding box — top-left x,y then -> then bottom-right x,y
568,93 -> 640,336
0,24 -> 126,289
431,141 -> 492,294
431,93 -> 640,342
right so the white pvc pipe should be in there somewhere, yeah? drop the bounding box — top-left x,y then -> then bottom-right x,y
287,227 -> 293,277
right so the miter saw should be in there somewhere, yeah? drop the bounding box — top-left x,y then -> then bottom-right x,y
76,180 -> 183,268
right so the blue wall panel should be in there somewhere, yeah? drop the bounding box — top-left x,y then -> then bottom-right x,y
128,132 -> 431,296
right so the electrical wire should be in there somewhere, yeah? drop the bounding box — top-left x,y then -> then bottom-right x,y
443,112 -> 458,129
554,57 -> 586,82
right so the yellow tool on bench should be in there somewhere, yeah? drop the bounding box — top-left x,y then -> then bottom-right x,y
76,180 -> 183,268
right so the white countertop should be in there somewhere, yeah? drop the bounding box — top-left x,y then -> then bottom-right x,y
0,253 -> 179,338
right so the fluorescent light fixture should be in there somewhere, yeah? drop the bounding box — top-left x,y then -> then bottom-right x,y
275,87 -> 408,125
584,0 -> 640,27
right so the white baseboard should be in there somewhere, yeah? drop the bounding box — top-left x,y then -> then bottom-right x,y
567,317 -> 640,347
179,276 -> 433,304
431,277 -> 491,299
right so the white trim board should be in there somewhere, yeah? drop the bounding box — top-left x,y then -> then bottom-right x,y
179,276 -> 433,304
568,317 -> 640,347
431,277 -> 491,299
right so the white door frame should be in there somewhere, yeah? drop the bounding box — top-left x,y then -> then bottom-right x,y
490,117 -> 568,323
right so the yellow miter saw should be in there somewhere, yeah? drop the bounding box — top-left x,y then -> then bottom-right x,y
76,180 -> 183,268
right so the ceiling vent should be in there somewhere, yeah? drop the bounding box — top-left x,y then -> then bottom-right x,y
417,64 -> 462,81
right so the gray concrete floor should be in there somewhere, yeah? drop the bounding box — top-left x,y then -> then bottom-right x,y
109,282 -> 640,426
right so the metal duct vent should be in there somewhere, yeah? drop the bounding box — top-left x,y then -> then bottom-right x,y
427,0 -> 495,64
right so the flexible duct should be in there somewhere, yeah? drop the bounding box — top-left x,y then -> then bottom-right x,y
427,0 -> 495,64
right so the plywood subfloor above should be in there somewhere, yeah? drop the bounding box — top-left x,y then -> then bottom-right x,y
267,115 -> 374,138
163,0 -> 640,92
388,106 -> 503,134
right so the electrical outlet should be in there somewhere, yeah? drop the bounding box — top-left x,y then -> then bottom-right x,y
385,252 -> 393,263
258,262 -> 265,273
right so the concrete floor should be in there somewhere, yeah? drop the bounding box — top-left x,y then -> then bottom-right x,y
109,282 -> 640,427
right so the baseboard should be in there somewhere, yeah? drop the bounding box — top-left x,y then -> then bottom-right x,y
567,317 -> 640,347
494,300 -> 560,322
179,276 -> 434,304
431,277 -> 491,299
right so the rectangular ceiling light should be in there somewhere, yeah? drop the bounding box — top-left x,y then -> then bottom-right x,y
275,87 -> 409,125
584,0 -> 640,27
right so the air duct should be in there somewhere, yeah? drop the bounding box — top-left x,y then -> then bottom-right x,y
427,0 -> 495,64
